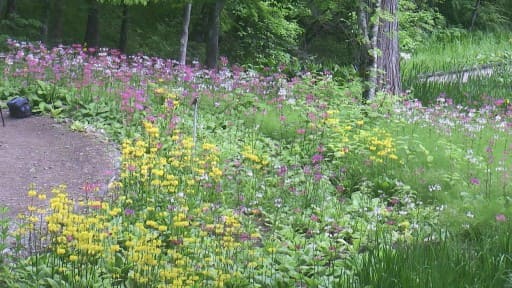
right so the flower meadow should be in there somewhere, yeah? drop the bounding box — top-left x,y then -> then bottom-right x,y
1,40 -> 512,287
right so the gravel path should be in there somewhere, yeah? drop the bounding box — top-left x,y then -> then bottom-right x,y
0,110 -> 119,220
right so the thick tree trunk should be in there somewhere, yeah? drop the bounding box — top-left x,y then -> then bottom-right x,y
118,4 -> 128,53
51,0 -> 64,46
84,0 -> 100,49
179,2 -> 192,65
206,0 -> 225,69
376,0 -> 401,95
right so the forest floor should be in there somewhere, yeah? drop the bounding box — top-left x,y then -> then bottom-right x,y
0,109 -> 119,220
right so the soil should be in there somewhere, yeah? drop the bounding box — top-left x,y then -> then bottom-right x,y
0,109 -> 119,220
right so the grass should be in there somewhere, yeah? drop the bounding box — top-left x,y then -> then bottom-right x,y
402,31 -> 512,74
401,31 -> 512,105
345,222 -> 512,288
0,38 -> 511,287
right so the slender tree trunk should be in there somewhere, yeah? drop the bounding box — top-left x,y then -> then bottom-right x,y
358,0 -> 381,100
206,0 -> 225,69
84,0 -> 100,48
51,0 -> 64,46
179,2 -> 192,65
469,0 -> 481,31
119,4 -> 128,53
376,0 -> 401,95
3,0 -> 15,19
41,0 -> 50,44
367,0 -> 381,100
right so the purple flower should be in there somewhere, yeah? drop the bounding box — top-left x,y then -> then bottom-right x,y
470,177 -> 480,185
277,165 -> 288,177
124,208 -> 134,216
312,153 -> 323,164
496,214 -> 507,222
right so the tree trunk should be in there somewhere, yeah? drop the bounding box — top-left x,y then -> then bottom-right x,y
84,0 -> 100,49
118,4 -> 128,53
41,0 -> 50,44
179,2 -> 192,65
206,0 -> 225,69
3,0 -> 16,19
469,0 -> 481,31
376,0 -> 401,95
51,0 -> 64,46
358,0 -> 381,100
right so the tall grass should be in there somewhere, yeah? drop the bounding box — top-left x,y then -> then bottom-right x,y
402,31 -> 512,105
344,222 -> 512,288
402,31 -> 512,74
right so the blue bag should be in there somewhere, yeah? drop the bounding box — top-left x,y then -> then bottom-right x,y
7,97 -> 31,118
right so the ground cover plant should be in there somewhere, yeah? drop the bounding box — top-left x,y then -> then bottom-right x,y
1,40 -> 512,287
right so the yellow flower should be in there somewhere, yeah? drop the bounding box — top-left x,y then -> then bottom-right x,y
69,255 -> 79,262
110,245 -> 121,253
27,190 -> 37,197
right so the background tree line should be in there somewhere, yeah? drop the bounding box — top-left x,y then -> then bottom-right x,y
0,0 -> 511,91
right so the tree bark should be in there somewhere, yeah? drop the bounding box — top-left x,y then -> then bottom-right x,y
206,0 -> 225,69
118,4 -> 128,53
179,2 -> 192,65
376,0 -> 401,95
358,0 -> 381,100
84,0 -> 100,49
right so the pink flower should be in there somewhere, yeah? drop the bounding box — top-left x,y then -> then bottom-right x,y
311,153 -> 323,164
495,99 -> 505,106
470,177 -> 480,185
496,214 -> 507,222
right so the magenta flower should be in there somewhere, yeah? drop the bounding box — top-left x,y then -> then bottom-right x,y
277,165 -> 288,177
495,99 -> 505,106
470,177 -> 480,185
312,153 -> 323,164
496,214 -> 507,222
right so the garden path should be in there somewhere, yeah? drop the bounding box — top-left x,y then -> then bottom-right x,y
0,110 -> 119,220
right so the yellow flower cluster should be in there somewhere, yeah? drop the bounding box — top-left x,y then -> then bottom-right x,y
359,128 -> 399,163
22,184 -> 252,286
241,145 -> 269,169
45,186 -> 113,263
16,116 -> 260,287
328,119 -> 399,164
153,85 -> 180,110
323,109 -> 340,126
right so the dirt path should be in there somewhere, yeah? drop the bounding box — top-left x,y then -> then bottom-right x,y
0,109 -> 119,220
